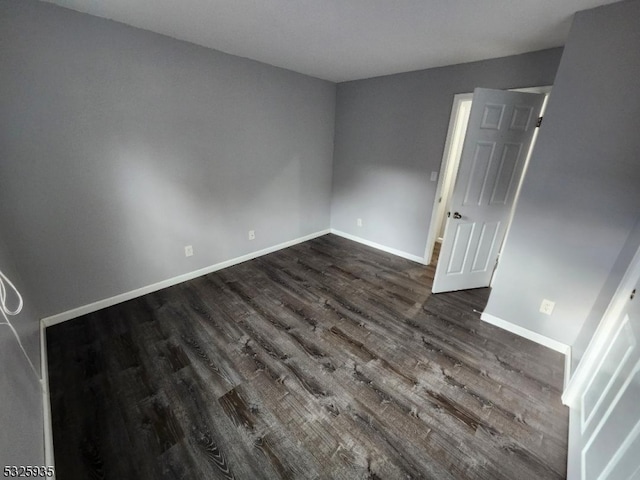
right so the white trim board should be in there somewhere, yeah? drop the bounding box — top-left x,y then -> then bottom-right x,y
480,312 -> 570,355
41,229 -> 331,327
564,347 -> 572,392
330,229 -> 428,265
39,321 -> 55,477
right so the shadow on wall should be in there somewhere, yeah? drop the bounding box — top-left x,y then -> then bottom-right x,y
331,163 -> 431,255
111,142 -> 308,286
494,216 -> 622,342
570,216 -> 640,372
0,239 -> 44,468
1,0 -> 333,318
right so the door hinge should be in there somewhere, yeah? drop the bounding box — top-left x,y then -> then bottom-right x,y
536,116 -> 543,128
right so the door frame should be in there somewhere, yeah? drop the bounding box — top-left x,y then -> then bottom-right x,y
424,85 -> 552,267
424,92 -> 473,265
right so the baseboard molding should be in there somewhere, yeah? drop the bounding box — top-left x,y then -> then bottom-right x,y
330,229 -> 427,265
480,312 -> 570,355
42,229 -> 331,327
40,322 -> 55,474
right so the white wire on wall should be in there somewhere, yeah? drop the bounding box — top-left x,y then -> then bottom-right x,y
0,269 -> 42,382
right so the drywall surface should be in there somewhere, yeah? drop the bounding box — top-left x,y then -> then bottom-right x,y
0,325 -> 44,469
0,236 -> 42,372
0,0 -> 335,317
0,238 -> 44,469
485,0 -> 640,346
330,48 -> 562,258
570,218 -> 640,373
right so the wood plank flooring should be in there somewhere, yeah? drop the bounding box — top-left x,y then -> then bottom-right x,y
47,234 -> 568,479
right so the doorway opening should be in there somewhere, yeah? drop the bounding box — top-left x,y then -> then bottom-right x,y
424,86 -> 552,280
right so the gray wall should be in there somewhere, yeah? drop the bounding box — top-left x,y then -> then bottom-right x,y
571,218 -> 640,372
330,49 -> 563,257
484,0 -> 640,346
0,238 -> 44,468
0,0 -> 336,318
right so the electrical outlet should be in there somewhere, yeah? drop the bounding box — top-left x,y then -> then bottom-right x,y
357,218 -> 363,227
184,245 -> 194,257
248,230 -> 256,240
539,299 -> 555,315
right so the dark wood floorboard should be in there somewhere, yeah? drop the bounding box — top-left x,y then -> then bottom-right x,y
47,234 -> 568,480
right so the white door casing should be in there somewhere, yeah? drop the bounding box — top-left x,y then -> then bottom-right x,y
563,244 -> 640,480
432,88 -> 544,293
424,93 -> 473,265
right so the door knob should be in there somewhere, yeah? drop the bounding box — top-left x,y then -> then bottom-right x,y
453,212 -> 462,219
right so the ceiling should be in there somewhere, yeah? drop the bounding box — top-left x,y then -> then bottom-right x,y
42,0 -> 618,83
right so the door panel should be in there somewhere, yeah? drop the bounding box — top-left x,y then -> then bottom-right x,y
583,363 -> 640,479
462,142 -> 495,205
509,105 -> 536,130
490,143 -> 523,204
605,422 -> 640,480
471,222 -> 499,272
446,223 -> 474,274
432,88 -> 544,293
481,104 -> 505,129
581,318 -> 636,431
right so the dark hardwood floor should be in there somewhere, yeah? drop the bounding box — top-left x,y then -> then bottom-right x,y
47,234 -> 568,479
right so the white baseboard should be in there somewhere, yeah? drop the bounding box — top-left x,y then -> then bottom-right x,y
40,322 -> 55,476
330,229 -> 428,265
480,312 -> 570,355
41,229 -> 330,327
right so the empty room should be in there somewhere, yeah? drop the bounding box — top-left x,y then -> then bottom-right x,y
1,0 -> 639,478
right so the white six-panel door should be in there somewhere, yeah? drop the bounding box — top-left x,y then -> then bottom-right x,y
432,88 -> 544,293
563,245 -> 640,480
